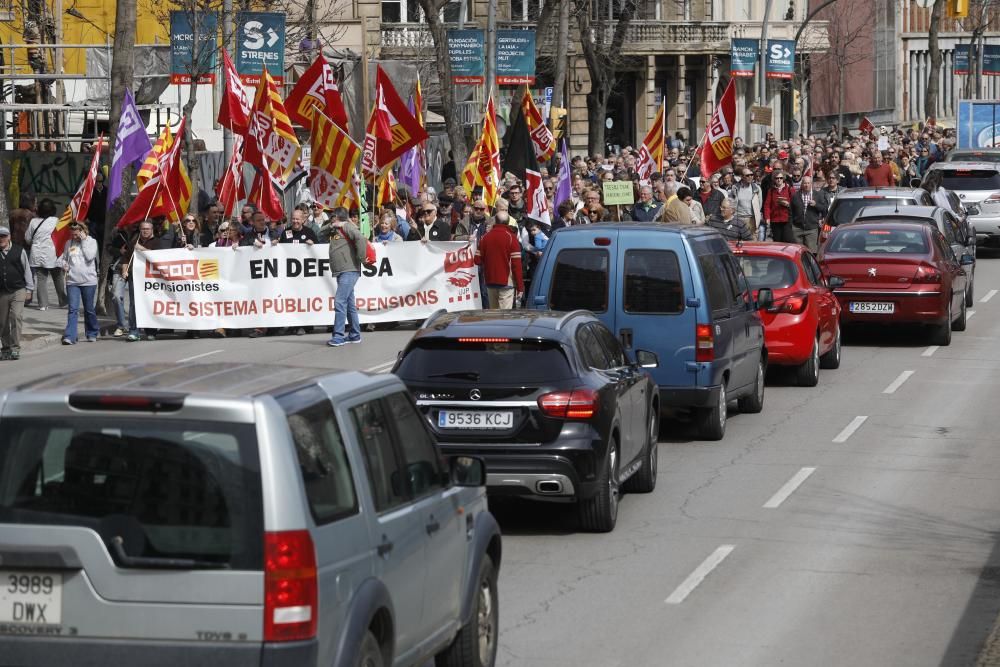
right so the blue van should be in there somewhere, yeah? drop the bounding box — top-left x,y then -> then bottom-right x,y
527,223 -> 773,440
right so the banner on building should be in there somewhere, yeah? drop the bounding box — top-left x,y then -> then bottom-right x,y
765,39 -> 795,79
169,11 -> 218,84
448,29 -> 485,84
133,242 -> 481,329
986,44 -> 1000,76
236,12 -> 286,84
496,30 -> 536,85
731,38 -> 759,78
954,44 -> 970,75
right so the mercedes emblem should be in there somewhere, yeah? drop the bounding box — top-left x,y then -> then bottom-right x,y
469,389 -> 482,401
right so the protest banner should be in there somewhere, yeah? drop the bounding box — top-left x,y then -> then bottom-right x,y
602,181 -> 635,205
134,242 -> 480,329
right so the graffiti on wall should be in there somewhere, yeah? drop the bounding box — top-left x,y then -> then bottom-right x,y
1,151 -> 91,209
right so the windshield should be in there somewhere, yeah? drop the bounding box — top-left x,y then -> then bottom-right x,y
0,417 -> 263,569
945,152 -> 1000,163
826,228 -> 929,254
396,339 -> 574,384
937,169 -> 1000,190
737,256 -> 798,290
829,197 -> 917,225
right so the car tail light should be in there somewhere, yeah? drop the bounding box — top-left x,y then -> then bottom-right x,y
912,264 -> 942,284
696,323 -> 714,362
264,530 -> 317,642
594,237 -> 612,246
538,389 -> 600,419
68,392 -> 185,412
768,290 -> 809,314
457,337 -> 510,343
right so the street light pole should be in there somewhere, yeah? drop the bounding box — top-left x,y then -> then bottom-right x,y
485,0 -> 496,97
758,0 -> 774,141
222,0 -> 233,167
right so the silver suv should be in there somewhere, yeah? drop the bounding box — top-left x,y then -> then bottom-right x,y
925,162 -> 1000,246
0,363 -> 501,667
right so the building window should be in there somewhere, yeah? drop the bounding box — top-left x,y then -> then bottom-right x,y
873,0 -> 895,111
512,0 -> 543,21
381,0 -> 420,23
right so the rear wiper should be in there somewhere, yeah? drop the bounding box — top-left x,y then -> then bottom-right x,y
110,536 -> 230,570
427,371 -> 481,381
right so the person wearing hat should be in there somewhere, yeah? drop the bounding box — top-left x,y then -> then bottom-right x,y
475,211 -> 524,310
0,225 -> 34,360
59,221 -> 100,345
326,207 -> 366,347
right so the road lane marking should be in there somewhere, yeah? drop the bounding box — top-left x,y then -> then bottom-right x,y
665,545 -> 736,605
981,290 -> 997,303
176,350 -> 223,363
763,467 -> 817,509
883,370 -> 915,394
833,416 -> 868,443
364,359 -> 397,373
968,309 -> 977,320
922,346 -> 939,357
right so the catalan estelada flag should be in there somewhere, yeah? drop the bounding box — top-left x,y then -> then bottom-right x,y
53,135 -> 104,254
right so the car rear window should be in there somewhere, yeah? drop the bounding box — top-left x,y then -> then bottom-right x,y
548,249 -> 608,313
946,152 -> 1000,163
826,228 -> 929,254
624,249 -> 683,314
396,339 -> 575,384
829,197 -> 916,225
938,169 -> 1000,190
738,256 -> 798,290
0,418 -> 263,570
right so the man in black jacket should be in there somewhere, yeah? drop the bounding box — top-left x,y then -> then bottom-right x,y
0,225 -> 35,360
407,201 -> 451,241
790,175 -> 820,252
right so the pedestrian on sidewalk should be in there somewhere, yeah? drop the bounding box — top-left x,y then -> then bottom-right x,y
326,207 -> 366,347
60,222 -> 100,345
24,199 -> 67,310
0,225 -> 34,361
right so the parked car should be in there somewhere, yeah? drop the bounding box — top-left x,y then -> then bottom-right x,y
0,364 -> 501,667
852,205 -> 977,305
943,148 -> 1000,163
924,162 -> 1000,247
730,242 -> 842,386
525,224 -> 772,441
820,222 -> 973,345
821,187 -> 934,244
393,309 -> 660,533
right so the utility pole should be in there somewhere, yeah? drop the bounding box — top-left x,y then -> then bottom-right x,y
552,0 -> 569,109
223,0 -> 234,166
758,0 -> 774,142
485,0 -> 496,97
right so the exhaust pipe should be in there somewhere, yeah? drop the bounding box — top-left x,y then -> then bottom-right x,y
536,480 -> 563,494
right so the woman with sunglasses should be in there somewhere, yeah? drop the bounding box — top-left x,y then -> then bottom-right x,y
763,171 -> 795,242
179,214 -> 207,249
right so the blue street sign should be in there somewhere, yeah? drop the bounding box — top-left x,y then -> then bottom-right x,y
765,39 -> 795,80
731,38 -> 758,78
236,12 -> 286,84
170,11 -> 218,85
954,44 -> 970,75
496,30 -> 536,85
447,29 -> 485,84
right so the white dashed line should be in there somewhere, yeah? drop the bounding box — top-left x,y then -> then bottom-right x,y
883,370 -> 915,394
981,290 -> 997,303
665,545 -> 736,605
921,346 -> 939,357
833,416 -> 869,443
763,467 -> 817,509
176,349 -> 223,363
364,359 -> 397,373
968,309 -> 977,320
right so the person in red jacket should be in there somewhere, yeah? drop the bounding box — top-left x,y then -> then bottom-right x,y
763,171 -> 795,242
475,214 -> 524,309
863,150 -> 896,187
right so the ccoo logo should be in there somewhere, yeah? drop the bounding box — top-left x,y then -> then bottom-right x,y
146,259 -> 220,282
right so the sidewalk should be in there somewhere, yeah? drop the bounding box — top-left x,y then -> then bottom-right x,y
19,283 -> 118,352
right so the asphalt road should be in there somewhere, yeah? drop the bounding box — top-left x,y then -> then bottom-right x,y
5,259 -> 1000,666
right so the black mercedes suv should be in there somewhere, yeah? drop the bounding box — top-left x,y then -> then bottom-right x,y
392,309 -> 660,532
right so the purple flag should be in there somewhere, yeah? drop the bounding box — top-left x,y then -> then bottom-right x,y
107,89 -> 153,209
554,139 -> 572,209
399,95 -> 422,196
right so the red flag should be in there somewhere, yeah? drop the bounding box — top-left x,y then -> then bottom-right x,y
859,117 -> 875,134
285,53 -> 349,131
52,136 -> 104,254
217,50 -> 252,135
248,168 -> 283,221
118,120 -> 191,228
361,66 -> 428,175
520,88 -> 555,163
699,79 -> 736,179
216,135 -> 247,217
244,66 -> 302,190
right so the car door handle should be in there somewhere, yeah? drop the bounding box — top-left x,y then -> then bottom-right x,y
425,517 -> 440,535
377,537 -> 394,557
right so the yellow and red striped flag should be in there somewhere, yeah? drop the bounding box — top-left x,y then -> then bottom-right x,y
635,100 -> 665,181
377,169 -> 398,207
53,135 -> 104,254
520,88 -> 555,163
136,123 -> 174,189
461,141 -> 481,200
245,66 -> 302,190
117,119 -> 191,228
309,110 -> 362,209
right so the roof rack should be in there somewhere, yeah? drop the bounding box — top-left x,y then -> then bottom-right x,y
419,308 -> 448,329
555,310 -> 590,331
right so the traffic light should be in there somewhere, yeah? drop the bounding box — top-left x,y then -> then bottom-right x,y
550,107 -> 568,139
792,89 -> 801,115
948,0 -> 969,18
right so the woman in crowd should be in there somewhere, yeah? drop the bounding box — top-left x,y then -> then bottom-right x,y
59,222 -> 100,345
375,211 -> 404,244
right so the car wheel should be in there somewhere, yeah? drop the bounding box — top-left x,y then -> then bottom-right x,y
579,441 -> 619,532
738,359 -> 766,412
953,295 -> 968,332
696,382 -> 727,441
795,339 -> 820,387
623,405 -> 658,494
932,301 -> 953,346
359,630 -> 385,667
434,555 -> 498,667
820,325 -> 841,369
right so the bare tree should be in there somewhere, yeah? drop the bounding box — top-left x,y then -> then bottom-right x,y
415,0 -> 468,170
925,0 -> 946,120
960,0 -> 1000,99
574,0 -> 638,154
813,0 -> 874,135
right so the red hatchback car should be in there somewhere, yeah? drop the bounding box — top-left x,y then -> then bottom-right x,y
819,221 -> 971,346
731,242 -> 842,386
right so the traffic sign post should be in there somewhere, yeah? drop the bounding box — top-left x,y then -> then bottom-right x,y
236,12 -> 286,84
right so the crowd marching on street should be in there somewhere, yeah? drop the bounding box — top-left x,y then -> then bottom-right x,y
0,52 -> 964,363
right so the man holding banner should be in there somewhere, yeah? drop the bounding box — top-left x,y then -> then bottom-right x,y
326,207 -> 367,347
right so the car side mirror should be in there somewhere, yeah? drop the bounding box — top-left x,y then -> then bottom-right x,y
756,288 -> 774,310
960,253 -> 975,266
967,204 -> 981,216
910,177 -> 922,187
828,276 -> 846,288
449,456 -> 486,487
635,349 -> 659,368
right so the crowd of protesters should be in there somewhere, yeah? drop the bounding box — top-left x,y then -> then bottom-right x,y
0,120 -> 960,359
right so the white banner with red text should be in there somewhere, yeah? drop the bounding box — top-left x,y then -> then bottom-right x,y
133,242 -> 481,329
